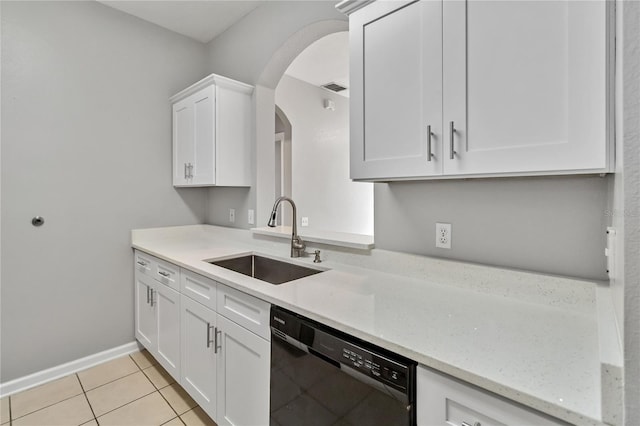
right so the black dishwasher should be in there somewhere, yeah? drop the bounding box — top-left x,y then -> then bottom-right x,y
270,306 -> 416,426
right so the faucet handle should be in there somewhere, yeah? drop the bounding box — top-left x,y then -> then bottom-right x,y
313,250 -> 322,263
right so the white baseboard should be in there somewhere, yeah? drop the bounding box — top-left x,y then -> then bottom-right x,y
0,341 -> 142,397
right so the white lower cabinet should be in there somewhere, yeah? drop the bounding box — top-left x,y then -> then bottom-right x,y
179,281 -> 271,426
134,271 -> 156,348
134,270 -> 181,378
135,250 -> 270,426
180,295 -> 218,419
216,315 -> 270,426
417,366 -> 564,426
154,283 -> 181,379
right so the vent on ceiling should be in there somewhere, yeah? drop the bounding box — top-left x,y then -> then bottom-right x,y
322,82 -> 347,93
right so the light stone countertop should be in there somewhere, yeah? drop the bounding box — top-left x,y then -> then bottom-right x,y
132,225 -> 606,426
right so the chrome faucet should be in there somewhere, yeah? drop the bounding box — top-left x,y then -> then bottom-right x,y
268,196 -> 306,258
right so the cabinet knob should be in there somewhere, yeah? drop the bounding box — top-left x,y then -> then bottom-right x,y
31,216 -> 45,227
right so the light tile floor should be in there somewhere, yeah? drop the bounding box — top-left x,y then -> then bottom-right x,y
0,350 -> 216,426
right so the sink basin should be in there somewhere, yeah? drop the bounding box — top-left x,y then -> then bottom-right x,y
209,254 -> 324,285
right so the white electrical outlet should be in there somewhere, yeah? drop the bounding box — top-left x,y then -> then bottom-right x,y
301,217 -> 309,227
248,209 -> 255,225
229,209 -> 235,223
436,223 -> 452,249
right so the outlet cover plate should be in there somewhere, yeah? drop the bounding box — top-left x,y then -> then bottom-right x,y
436,223 -> 451,249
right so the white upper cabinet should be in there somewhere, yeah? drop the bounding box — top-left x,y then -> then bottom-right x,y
171,74 -> 253,187
351,0 -> 443,179
344,0 -> 612,181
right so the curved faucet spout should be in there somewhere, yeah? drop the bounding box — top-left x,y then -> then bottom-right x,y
268,196 -> 305,258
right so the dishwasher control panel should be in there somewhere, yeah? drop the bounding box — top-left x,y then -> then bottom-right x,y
340,343 -> 408,391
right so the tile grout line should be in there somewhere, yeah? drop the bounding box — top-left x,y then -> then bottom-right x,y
6,353 -> 153,426
81,369 -> 140,394
157,386 -> 181,420
139,366 -> 175,392
8,390 -> 85,422
160,415 -> 186,426
84,356 -> 167,421
90,389 -> 158,421
129,352 -> 157,371
76,373 -> 98,425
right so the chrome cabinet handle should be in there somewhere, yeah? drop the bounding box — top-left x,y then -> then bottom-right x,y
137,260 -> 147,267
461,422 -> 481,426
427,125 -> 434,162
449,121 -> 457,160
206,323 -> 214,348
149,289 -> 155,307
214,327 -> 221,354
158,271 -> 170,278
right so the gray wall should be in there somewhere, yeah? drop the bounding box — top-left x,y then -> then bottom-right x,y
276,75 -> 374,235
1,1 -> 208,382
204,1 -> 348,229
375,176 -> 609,281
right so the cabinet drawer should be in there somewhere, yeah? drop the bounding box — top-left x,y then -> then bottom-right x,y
181,269 -> 218,311
154,257 -> 180,291
417,366 -> 565,426
134,251 -> 153,276
217,285 -> 270,341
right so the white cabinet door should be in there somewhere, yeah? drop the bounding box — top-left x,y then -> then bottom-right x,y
173,96 -> 194,186
191,86 -> 216,185
442,0 -> 610,175
135,271 -> 156,349
216,315 -> 270,426
180,295 -> 218,420
417,366 -> 564,426
155,284 -> 181,380
350,0 -> 443,180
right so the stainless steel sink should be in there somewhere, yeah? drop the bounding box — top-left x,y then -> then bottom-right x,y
209,254 -> 324,285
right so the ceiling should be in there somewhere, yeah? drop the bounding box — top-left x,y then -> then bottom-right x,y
98,1 -> 348,95
97,1 -> 263,43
